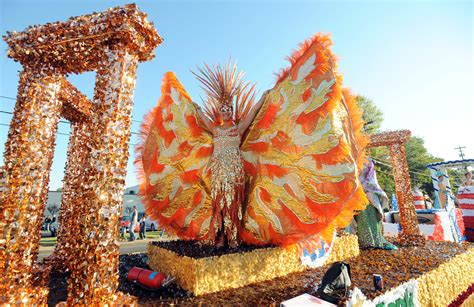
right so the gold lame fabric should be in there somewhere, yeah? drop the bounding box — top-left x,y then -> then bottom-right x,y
239,34 -> 368,245
209,126 -> 245,246
137,34 -> 368,246
136,72 -> 215,241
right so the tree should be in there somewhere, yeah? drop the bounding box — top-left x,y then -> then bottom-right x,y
47,204 -> 60,216
356,95 -> 443,198
356,95 -> 384,134
356,95 -> 395,195
447,168 -> 465,195
404,136 -> 443,197
125,206 -> 133,216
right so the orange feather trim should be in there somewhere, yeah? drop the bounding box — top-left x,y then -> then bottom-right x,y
134,102 -> 158,185
135,72 -> 182,185
275,33 -> 336,84
136,72 -> 213,242
342,88 -> 369,171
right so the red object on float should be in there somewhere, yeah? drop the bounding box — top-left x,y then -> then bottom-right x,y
127,267 -> 167,289
413,194 -> 425,210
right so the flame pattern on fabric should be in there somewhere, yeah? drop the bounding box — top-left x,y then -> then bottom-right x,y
136,34 -> 368,246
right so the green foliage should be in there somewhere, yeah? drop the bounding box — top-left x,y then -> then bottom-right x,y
367,147 -> 395,197
47,203 -> 60,216
355,95 -> 383,134
447,168 -> 465,194
404,137 -> 443,197
356,95 -> 443,198
125,206 -> 133,216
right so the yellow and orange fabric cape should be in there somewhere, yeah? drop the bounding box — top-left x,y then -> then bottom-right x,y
136,33 -> 368,246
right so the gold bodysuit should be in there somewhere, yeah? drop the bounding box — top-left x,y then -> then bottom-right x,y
209,125 -> 245,246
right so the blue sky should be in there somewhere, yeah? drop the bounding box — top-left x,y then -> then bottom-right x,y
0,0 -> 472,190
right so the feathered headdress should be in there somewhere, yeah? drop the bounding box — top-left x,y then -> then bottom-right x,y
192,60 -> 256,125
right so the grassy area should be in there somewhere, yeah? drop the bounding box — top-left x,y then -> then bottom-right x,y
146,230 -> 166,239
39,231 -> 169,247
39,236 -> 57,247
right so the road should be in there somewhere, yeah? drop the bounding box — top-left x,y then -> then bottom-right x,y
37,239 -> 153,262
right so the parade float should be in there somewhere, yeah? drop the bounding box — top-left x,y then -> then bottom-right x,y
0,4 -> 163,305
428,159 -> 474,242
0,4 -> 472,306
383,160 -> 473,243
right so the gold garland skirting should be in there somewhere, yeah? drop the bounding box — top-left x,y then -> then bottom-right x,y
416,245 -> 474,306
147,234 -> 359,296
325,233 -> 360,264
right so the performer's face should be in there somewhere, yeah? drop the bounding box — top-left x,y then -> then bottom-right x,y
466,172 -> 472,180
221,109 -> 232,121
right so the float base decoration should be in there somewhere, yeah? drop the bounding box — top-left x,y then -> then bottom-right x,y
458,185 -> 474,242
348,243 -> 474,306
125,240 -> 472,305
147,234 -> 359,296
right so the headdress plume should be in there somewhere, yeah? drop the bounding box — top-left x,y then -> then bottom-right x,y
192,60 -> 256,125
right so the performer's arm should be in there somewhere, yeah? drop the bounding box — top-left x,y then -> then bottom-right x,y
192,102 -> 214,132
239,90 -> 270,135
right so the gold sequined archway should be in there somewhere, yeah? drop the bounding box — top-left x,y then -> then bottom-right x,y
0,5 -> 162,304
367,130 -> 425,246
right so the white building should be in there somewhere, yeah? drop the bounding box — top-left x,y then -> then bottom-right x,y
44,185 -> 145,218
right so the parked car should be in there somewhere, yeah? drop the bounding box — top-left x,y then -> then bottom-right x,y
121,216 -> 139,232
145,217 -> 159,231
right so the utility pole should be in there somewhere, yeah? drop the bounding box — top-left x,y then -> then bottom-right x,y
454,146 -> 466,160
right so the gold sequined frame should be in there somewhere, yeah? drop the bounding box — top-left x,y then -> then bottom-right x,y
367,130 -> 425,246
0,4 -> 162,304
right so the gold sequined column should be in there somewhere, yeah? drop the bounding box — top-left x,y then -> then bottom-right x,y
52,120 -> 91,269
66,48 -> 138,304
367,130 -> 425,246
0,70 -> 62,299
389,143 -> 424,245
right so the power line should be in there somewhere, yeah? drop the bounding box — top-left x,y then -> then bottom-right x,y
0,110 -> 140,135
1,94 -> 143,123
0,95 -> 15,101
370,156 -> 432,179
1,110 -> 71,125
0,123 -> 138,146
0,123 -> 71,138
371,156 -> 431,177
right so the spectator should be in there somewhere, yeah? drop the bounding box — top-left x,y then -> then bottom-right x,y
139,214 -> 147,240
129,206 -> 138,241
462,170 -> 473,186
44,215 -> 52,232
424,194 -> 433,210
120,224 -> 126,239
50,215 -> 58,237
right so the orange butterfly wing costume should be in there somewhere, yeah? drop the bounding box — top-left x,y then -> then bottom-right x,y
136,34 -> 368,245
136,73 -> 214,240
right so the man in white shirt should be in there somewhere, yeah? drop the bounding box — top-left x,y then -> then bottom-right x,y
130,205 -> 138,241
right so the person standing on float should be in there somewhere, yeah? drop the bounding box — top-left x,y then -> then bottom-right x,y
192,64 -> 269,247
